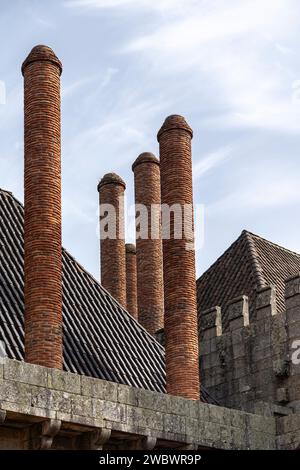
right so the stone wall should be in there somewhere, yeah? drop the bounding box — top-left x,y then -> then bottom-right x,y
199,275 -> 300,416
277,414 -> 300,450
0,359 -> 276,450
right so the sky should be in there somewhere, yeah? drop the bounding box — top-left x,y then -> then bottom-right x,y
0,0 -> 300,280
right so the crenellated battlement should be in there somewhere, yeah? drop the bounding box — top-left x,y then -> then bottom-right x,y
199,274 -> 300,416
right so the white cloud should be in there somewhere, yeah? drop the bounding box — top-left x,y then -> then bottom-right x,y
193,145 -> 233,180
35,16 -> 55,28
0,85 -> 22,129
208,177 -> 300,215
118,0 -> 300,134
65,0 -> 195,12
64,0 -> 300,134
0,81 -> 6,105
62,68 -> 117,98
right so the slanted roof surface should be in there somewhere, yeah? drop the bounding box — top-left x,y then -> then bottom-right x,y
0,188 -> 215,403
0,188 -> 164,391
197,230 -> 300,330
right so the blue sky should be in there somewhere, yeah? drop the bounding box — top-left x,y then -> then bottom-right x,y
1,0 -> 300,279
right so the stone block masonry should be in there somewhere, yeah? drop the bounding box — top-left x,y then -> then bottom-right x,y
0,359 -> 278,450
199,280 -> 300,416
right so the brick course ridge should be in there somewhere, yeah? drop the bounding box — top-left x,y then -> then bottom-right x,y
21,44 -> 62,76
132,152 -> 164,335
97,172 -> 126,190
22,45 -> 63,369
157,114 -> 193,140
125,243 -> 138,320
125,243 -> 136,254
158,115 -> 200,400
98,173 -> 127,308
132,152 -> 160,170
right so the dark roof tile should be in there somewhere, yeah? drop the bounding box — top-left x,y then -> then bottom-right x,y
0,188 -> 215,403
197,229 -> 300,330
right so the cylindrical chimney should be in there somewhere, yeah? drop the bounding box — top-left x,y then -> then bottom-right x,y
157,115 -> 200,400
22,45 -> 63,368
125,243 -> 138,320
98,173 -> 126,308
132,153 -> 164,336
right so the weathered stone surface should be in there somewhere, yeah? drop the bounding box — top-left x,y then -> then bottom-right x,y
48,369 -> 81,394
200,307 -> 222,337
82,375 -> 118,402
256,286 -> 277,314
200,281 -> 300,417
285,275 -> 300,299
71,395 -> 95,418
4,360 -> 48,387
127,405 -> 164,432
227,296 -> 249,326
0,380 -> 32,406
277,387 -> 289,404
96,400 -> 127,423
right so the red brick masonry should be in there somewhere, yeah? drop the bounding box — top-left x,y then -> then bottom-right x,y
132,153 -> 164,335
98,173 -> 127,308
158,115 -> 200,400
22,45 -> 63,369
125,244 -> 138,320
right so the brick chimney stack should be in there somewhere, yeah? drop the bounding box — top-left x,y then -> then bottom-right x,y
125,243 -> 138,320
98,173 -> 126,308
157,115 -> 200,400
132,153 -> 164,335
22,45 -> 63,368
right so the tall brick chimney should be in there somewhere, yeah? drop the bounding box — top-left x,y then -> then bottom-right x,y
22,45 -> 63,369
157,115 -> 200,400
132,153 -> 164,335
97,173 -> 126,308
125,243 -> 138,320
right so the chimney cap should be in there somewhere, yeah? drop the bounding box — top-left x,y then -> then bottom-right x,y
132,152 -> 159,171
22,45 -> 62,76
157,114 -> 193,140
125,243 -> 136,254
97,172 -> 126,191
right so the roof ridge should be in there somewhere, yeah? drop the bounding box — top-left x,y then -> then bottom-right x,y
197,233 -> 244,282
0,188 -> 24,209
243,231 -> 266,289
243,229 -> 300,258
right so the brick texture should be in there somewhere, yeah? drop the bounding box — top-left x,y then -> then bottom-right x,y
132,153 -> 164,335
98,173 -> 126,308
22,45 -> 63,369
125,244 -> 138,320
157,115 -> 200,400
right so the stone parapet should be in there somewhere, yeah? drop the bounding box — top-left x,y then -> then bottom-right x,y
0,359 -> 276,450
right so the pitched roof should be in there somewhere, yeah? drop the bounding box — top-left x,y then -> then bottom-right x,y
197,230 -> 300,330
0,188 -> 215,403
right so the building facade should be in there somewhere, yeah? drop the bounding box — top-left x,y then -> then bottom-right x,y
0,45 -> 299,450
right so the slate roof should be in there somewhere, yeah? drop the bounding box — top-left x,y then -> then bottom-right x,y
197,230 -> 300,330
0,188 -> 215,403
